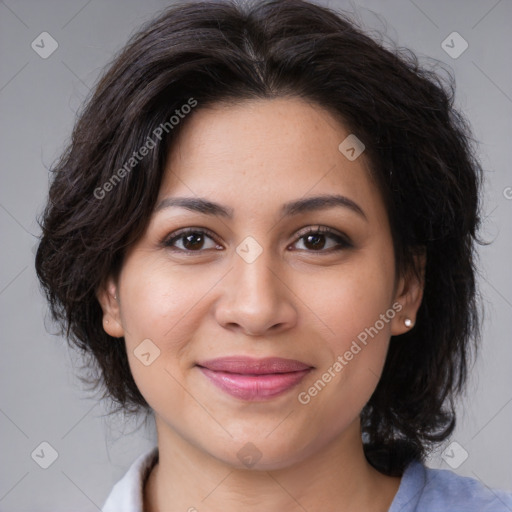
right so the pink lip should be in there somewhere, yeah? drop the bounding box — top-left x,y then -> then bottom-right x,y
197,357 -> 313,401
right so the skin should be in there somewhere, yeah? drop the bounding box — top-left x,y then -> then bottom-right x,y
98,97 -> 425,512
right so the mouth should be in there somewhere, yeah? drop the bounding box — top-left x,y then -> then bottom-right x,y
196,356 -> 313,401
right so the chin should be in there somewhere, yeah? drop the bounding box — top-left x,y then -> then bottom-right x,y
205,434 -> 312,472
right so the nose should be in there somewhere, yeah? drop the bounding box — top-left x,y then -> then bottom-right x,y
213,247 -> 298,337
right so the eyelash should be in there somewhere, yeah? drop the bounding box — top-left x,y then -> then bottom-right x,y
162,226 -> 353,255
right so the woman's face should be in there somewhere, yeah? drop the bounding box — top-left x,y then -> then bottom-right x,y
100,97 -> 422,469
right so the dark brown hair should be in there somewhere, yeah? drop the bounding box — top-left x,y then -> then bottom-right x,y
35,0 -> 484,475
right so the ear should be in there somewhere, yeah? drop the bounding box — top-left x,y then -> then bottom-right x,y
96,275 -> 125,338
391,249 -> 426,336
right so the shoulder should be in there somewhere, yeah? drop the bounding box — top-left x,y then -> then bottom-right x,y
101,447 -> 159,512
390,459 -> 512,512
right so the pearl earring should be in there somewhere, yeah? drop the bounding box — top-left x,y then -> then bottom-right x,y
106,319 -> 109,324
404,318 -> 413,328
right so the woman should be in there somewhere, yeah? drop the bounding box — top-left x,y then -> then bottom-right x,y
35,0 -> 512,510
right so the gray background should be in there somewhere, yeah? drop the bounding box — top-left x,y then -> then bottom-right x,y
0,0 -> 511,510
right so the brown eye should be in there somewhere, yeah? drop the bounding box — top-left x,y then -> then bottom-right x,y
304,233 -> 328,250
292,227 -> 352,253
163,226 -> 352,255
164,228 -> 221,253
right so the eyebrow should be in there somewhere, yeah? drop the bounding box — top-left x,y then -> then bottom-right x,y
155,194 -> 367,221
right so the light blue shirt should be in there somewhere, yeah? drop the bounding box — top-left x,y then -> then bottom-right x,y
102,447 -> 512,511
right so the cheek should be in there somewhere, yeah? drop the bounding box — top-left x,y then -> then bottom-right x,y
119,257 -> 207,342
305,254 -> 395,408
117,259 -> 200,391
316,258 -> 395,351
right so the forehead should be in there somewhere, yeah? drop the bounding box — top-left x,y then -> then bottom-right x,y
160,97 -> 385,223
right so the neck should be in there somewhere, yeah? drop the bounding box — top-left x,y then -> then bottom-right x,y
144,418 -> 401,512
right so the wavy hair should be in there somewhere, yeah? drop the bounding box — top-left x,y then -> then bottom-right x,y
35,0 -> 484,475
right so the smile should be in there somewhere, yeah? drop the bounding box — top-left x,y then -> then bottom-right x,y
196,356 -> 313,401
